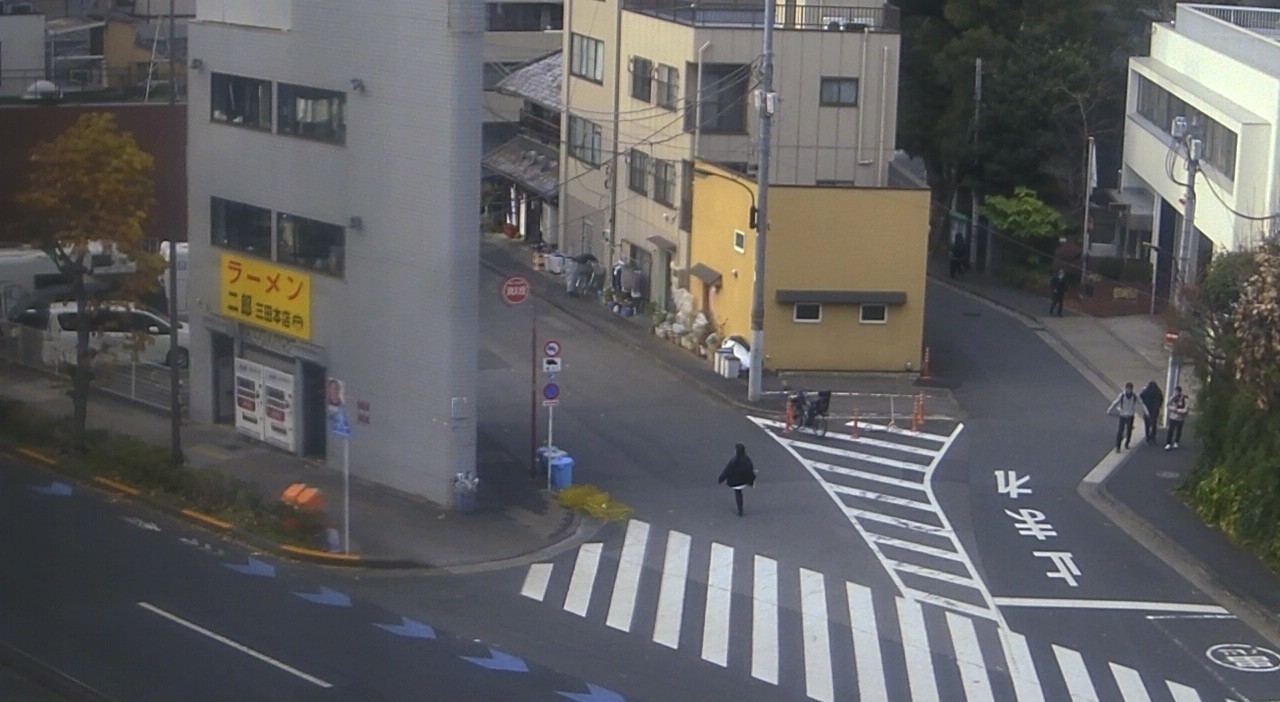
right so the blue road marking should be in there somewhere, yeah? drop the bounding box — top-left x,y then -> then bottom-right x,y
292,587 -> 351,607
374,616 -> 437,639
461,647 -> 528,672
224,557 -> 276,577
28,481 -> 72,496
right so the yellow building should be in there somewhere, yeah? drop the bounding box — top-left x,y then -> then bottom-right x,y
689,161 -> 928,372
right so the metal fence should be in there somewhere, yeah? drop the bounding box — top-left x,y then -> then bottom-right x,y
0,325 -> 188,415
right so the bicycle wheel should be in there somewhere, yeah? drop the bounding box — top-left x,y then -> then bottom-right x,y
816,415 -> 828,437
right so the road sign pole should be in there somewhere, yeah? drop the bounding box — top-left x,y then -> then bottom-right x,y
342,435 -> 350,554
529,300 -> 538,478
548,403 -> 554,449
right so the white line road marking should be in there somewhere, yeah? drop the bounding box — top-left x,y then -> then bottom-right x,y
828,484 -> 934,511
653,531 -> 691,649
866,532 -> 963,561
812,460 -> 926,489
137,602 -> 332,688
847,583 -> 888,702
898,598 -> 940,702
842,506 -> 949,535
783,438 -> 932,472
908,592 -> 1001,622
758,416 -> 952,443
1166,681 -> 1205,702
606,519 -> 650,632
1053,645 -> 1101,702
701,543 -> 734,666
893,561 -> 981,588
520,563 -> 552,601
799,568 -> 834,702
998,628 -> 1046,702
1109,663 -> 1154,702
947,612 -> 996,702
993,596 -> 1230,615
564,543 -> 602,617
751,555 -> 779,684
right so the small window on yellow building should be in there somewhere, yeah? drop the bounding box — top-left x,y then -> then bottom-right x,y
733,229 -> 746,253
794,303 -> 821,323
860,304 -> 888,324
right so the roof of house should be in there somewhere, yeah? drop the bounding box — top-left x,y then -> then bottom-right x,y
482,135 -> 560,200
495,51 -> 561,110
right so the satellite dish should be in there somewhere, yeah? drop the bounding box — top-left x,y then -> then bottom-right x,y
21,80 -> 61,103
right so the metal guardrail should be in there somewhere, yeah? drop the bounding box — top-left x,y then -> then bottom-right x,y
0,325 -> 188,416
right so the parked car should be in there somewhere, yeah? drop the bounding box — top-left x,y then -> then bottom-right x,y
11,301 -> 189,369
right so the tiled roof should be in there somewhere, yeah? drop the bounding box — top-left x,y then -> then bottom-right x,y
495,51 -> 561,110
482,135 -> 560,200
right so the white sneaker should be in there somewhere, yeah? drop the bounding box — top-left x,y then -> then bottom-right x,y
1164,444 -> 1172,451
1173,442 -> 1180,449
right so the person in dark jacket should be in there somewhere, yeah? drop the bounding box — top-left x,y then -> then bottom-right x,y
718,443 -> 757,517
1139,380 -> 1164,445
1048,269 -> 1068,316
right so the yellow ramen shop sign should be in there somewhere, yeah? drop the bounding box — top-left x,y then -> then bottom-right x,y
220,253 -> 312,341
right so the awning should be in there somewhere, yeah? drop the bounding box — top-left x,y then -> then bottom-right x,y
689,262 -> 722,285
646,235 -> 677,252
775,290 -> 907,305
482,135 -> 560,201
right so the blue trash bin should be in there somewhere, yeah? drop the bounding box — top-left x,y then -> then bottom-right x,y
548,455 -> 574,490
536,446 -> 565,476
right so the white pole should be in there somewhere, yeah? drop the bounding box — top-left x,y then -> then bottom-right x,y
547,404 -> 555,448
342,436 -> 350,554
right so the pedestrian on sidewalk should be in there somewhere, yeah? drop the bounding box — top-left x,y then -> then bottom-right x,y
949,233 -> 969,279
1048,269 -> 1068,316
1106,382 -> 1148,452
718,443 -> 757,517
1139,380 -> 1164,445
1165,386 -> 1190,450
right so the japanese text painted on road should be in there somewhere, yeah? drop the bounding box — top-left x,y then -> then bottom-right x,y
221,253 -> 312,341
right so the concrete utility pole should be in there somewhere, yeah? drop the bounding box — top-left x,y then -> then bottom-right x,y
606,0 -> 624,262
1167,116 -> 1203,402
167,0 -> 182,464
747,0 -> 775,403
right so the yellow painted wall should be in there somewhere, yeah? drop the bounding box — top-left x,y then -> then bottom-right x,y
690,161 -> 929,371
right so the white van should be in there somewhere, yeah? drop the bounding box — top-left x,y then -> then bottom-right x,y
13,301 -> 190,369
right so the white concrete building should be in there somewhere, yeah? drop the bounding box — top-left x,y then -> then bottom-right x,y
1122,3 -> 1280,299
0,13 -> 45,97
186,0 -> 481,504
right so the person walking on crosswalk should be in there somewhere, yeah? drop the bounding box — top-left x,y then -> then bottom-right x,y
718,443 -> 757,517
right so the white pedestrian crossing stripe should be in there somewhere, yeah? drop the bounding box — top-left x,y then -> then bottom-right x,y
520,517 -> 1224,702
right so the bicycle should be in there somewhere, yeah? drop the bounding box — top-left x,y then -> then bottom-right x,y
788,390 -> 830,437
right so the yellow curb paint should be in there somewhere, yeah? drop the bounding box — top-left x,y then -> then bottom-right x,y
16,447 -> 57,466
93,476 -> 141,496
281,544 -> 361,562
181,509 -> 232,530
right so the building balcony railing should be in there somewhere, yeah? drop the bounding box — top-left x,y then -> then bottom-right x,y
624,1 -> 899,31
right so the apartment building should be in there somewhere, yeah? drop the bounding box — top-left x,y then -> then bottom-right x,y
1121,3 -> 1280,302
559,0 -> 901,311
483,1 -> 563,154
186,0 -> 481,505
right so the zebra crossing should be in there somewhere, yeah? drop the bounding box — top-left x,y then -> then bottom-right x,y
519,518 -> 1229,702
752,416 -> 1002,624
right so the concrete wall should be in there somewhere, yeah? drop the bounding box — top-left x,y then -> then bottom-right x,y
187,0 -> 481,504
0,14 -> 45,97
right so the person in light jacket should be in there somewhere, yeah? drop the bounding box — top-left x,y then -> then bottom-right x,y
1139,380 -> 1164,446
1165,386 -> 1190,450
718,443 -> 757,517
1107,382 -> 1148,453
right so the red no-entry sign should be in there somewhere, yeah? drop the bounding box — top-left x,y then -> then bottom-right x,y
501,276 -> 530,305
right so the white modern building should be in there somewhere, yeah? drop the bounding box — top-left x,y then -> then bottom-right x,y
0,12 -> 44,97
186,0 -> 481,504
1121,3 -> 1280,300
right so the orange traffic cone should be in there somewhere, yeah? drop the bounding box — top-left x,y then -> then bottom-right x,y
911,393 -> 925,432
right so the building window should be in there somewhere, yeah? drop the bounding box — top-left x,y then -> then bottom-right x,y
860,304 -> 887,324
277,83 -> 346,144
630,56 -> 653,102
733,229 -> 746,253
277,213 -> 345,277
656,63 -> 679,109
653,159 -> 676,206
819,77 -> 858,106
1135,74 -> 1237,179
210,73 -> 271,129
628,148 -> 649,194
679,159 -> 694,232
570,33 -> 605,83
485,3 -> 563,31
685,63 -> 748,133
567,114 -> 602,165
794,303 -> 822,323
211,197 -> 272,256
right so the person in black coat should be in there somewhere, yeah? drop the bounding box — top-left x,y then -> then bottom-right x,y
1049,269 -> 1068,316
1139,380 -> 1164,445
718,443 -> 757,517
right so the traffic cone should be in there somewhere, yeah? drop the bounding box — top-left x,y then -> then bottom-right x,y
921,347 -> 932,381
911,393 -> 925,432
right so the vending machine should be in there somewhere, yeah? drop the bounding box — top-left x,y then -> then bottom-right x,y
233,358 -> 265,441
261,366 -> 297,453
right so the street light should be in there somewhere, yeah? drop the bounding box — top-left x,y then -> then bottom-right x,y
167,0 -> 182,464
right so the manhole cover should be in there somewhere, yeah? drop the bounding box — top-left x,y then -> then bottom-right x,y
1156,470 -> 1180,480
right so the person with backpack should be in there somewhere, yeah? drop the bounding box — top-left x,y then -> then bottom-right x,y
718,443 -> 757,517
1107,382 -> 1148,453
1165,386 -> 1190,450
1139,380 -> 1164,446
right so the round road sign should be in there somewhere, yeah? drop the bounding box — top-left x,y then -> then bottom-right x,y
542,382 -> 560,401
501,276 -> 531,305
544,340 -> 561,357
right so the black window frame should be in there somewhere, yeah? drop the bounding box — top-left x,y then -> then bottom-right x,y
819,77 -> 858,107
210,72 -> 272,130
653,159 -> 676,207
628,148 -> 649,195
685,63 -> 748,134
276,82 -> 346,145
570,33 -> 605,83
277,212 -> 346,277
794,303 -> 822,323
211,196 -> 273,257
630,56 -> 653,102
567,114 -> 603,166
860,303 -> 888,323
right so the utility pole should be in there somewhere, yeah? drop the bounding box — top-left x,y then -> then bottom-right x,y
971,57 -> 983,272
747,0 -> 775,403
167,0 -> 182,465
605,0 -> 624,263
1167,116 -> 1203,401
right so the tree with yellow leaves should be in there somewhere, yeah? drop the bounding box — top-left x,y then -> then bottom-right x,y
14,112 -> 160,446
1233,246 -> 1280,411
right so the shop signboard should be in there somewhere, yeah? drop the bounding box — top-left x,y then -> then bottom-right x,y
261,367 -> 296,453
220,253 -> 313,341
233,358 -> 265,441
